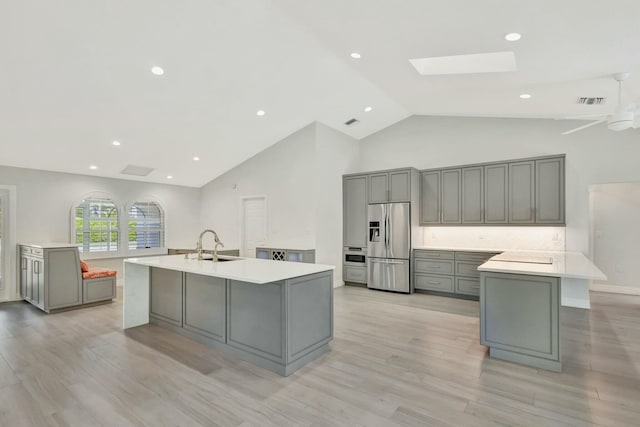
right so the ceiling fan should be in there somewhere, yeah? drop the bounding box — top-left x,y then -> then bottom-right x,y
562,72 -> 640,135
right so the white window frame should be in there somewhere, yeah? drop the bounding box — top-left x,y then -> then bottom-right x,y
125,200 -> 167,257
70,197 -> 123,260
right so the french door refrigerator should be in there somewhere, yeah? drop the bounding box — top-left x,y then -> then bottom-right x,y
367,202 -> 411,293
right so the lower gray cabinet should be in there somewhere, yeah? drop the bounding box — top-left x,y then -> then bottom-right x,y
183,273 -> 226,342
480,272 -> 560,371
227,280 -> 285,363
413,249 -> 498,299
150,267 -> 183,327
20,245 -> 83,312
255,247 -> 315,263
343,265 -> 366,284
83,277 -> 116,304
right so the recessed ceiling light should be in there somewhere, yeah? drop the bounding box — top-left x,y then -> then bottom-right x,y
350,52 -> 361,59
89,165 -> 98,170
112,140 -> 121,146
364,106 -> 373,113
193,156 -> 200,161
256,110 -> 265,116
520,93 -> 532,99
505,33 -> 522,41
166,175 -> 173,179
151,66 -> 164,76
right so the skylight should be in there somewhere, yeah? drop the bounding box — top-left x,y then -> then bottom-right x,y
409,51 -> 517,76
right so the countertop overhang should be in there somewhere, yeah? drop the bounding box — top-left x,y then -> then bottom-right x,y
478,250 -> 606,280
124,255 -> 334,284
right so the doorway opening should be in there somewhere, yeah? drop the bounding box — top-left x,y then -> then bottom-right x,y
240,196 -> 267,258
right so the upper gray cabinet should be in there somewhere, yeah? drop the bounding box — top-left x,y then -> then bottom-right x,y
484,163 -> 508,224
368,173 -> 388,203
441,169 -> 461,224
420,170 -> 440,224
535,157 -> 565,224
462,166 -> 484,224
419,155 -> 565,226
343,175 -> 368,248
509,161 -> 536,224
368,169 -> 411,203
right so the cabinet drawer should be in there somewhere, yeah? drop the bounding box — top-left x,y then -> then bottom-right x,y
414,250 -> 454,260
455,251 -> 499,262
344,266 -> 366,284
415,274 -> 454,292
415,259 -> 454,275
20,246 -> 31,255
455,260 -> 484,278
455,277 -> 480,296
31,248 -> 44,256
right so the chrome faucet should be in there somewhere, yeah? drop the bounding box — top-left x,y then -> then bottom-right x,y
197,229 -> 224,261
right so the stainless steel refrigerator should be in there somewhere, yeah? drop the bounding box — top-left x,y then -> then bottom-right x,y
367,202 -> 411,293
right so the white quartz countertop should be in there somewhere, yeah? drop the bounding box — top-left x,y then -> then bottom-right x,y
124,255 -> 334,284
478,250 -> 606,280
20,242 -> 80,249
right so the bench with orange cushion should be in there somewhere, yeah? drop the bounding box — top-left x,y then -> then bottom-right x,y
80,261 -> 116,303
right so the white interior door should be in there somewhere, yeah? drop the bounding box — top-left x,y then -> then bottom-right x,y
241,196 -> 267,258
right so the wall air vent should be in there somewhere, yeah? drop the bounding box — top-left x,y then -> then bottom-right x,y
344,118 -> 359,126
121,165 -> 155,176
576,97 -> 606,105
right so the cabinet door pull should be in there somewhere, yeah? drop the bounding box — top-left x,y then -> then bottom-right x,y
428,281 -> 440,285
428,265 -> 441,269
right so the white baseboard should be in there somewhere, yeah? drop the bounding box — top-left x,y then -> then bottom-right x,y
590,282 -> 640,296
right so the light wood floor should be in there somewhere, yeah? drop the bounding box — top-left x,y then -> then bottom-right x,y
0,286 -> 639,426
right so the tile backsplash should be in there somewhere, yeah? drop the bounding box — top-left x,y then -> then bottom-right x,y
422,227 -> 566,251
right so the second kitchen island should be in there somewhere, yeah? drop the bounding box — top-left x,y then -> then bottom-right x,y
123,255 -> 334,376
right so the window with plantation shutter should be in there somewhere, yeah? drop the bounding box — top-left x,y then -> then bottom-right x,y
74,198 -> 119,253
127,201 -> 164,250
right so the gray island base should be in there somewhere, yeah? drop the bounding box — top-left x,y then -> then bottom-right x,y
480,272 -> 561,372
124,258 -> 334,377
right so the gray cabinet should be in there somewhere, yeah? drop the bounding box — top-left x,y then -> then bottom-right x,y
480,272 -> 560,371
343,175 -> 368,248
420,171 -> 441,224
462,166 -> 484,224
20,245 -> 83,312
441,169 -> 462,224
150,267 -> 183,327
183,273 -> 226,342
368,170 -> 411,203
509,160 -> 535,223
536,157 -> 565,224
484,163 -> 509,224
256,247 -> 315,263
413,249 -> 498,299
419,155 -> 565,226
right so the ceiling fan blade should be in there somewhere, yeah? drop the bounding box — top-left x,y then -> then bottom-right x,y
562,119 -> 606,135
559,114 -> 608,120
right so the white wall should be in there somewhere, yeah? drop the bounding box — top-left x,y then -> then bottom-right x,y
591,182 -> 640,290
198,122 -> 360,286
358,115 -> 640,254
314,123 -> 361,281
199,123 -> 318,252
0,165 -> 201,286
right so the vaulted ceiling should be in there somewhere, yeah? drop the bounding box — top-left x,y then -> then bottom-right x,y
1,0 -> 638,187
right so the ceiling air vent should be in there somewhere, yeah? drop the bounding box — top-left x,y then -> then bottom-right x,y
121,165 -> 155,176
344,118 -> 359,126
576,97 -> 606,105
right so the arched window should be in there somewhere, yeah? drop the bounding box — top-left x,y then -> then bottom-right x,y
74,198 -> 119,253
127,201 -> 164,250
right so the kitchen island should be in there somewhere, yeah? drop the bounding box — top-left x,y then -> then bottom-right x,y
123,255 -> 334,376
478,251 -> 605,372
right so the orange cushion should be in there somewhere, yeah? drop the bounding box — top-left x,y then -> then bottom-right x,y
82,268 -> 117,280
80,261 -> 89,272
